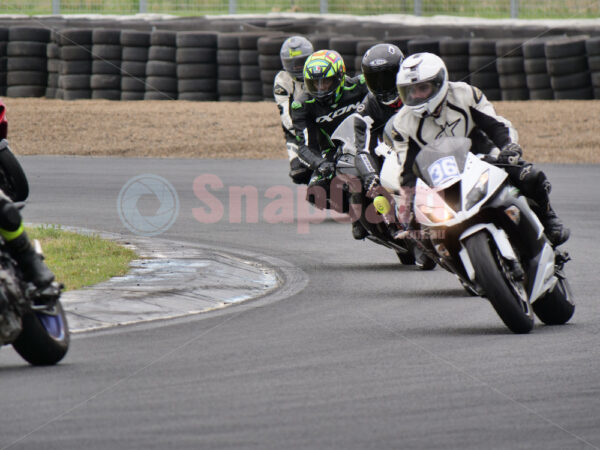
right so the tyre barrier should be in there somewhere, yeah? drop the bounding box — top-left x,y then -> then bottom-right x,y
57,28 -> 93,100
45,31 -> 59,99
523,38 -> 554,100
145,30 -> 177,100
120,30 -> 150,101
91,28 -> 122,100
239,32 -> 271,102
586,37 -> 600,99
546,36 -> 592,100
258,34 -> 289,101
496,39 -> 529,101
469,38 -> 501,101
176,31 -> 218,101
6,26 -> 50,98
1,20 -> 600,102
0,27 -> 8,96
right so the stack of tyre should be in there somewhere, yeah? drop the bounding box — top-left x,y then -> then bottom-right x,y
496,39 -> 529,100
257,34 -> 288,101
176,31 -> 218,101
145,30 -> 177,100
239,32 -> 267,102
217,33 -> 244,101
440,38 -> 470,83
469,38 -> 500,100
523,39 -> 554,100
0,28 -> 7,96
355,39 -> 377,74
407,37 -> 446,57
6,26 -> 50,98
586,37 -> 600,99
330,36 -> 372,76
545,36 -> 592,100
45,32 -> 60,98
120,30 -> 150,101
90,29 -> 122,100
58,28 -> 93,100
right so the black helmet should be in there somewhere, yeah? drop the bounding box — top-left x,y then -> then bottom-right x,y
280,36 -> 314,81
361,43 -> 404,105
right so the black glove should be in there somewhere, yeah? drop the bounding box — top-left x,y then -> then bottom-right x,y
497,143 -> 522,165
317,160 -> 335,177
363,173 -> 380,196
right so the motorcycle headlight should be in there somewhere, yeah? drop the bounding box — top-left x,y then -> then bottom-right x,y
418,203 -> 454,223
465,170 -> 489,210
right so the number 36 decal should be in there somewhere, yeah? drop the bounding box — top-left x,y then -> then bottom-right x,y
428,156 -> 460,186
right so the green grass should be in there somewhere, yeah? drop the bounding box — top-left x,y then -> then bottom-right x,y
26,225 -> 137,292
3,0 -> 600,18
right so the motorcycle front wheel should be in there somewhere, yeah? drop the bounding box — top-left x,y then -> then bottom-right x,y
463,230 -> 534,334
12,301 -> 70,365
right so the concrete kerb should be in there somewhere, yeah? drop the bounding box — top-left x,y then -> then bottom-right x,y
29,225 -> 308,333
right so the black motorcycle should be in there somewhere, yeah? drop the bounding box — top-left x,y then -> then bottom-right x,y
0,241 -> 69,365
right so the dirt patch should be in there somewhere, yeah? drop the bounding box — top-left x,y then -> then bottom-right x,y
3,98 -> 600,163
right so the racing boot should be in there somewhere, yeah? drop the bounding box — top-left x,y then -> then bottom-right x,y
538,204 -> 570,246
351,220 -> 368,240
4,231 -> 55,289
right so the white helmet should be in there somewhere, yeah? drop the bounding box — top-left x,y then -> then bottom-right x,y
396,52 -> 448,118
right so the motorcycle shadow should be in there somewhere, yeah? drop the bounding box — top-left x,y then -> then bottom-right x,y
311,262 -> 420,272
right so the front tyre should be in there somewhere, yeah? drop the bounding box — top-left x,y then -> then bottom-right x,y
12,301 -> 70,365
463,231 -> 534,334
532,276 -> 575,325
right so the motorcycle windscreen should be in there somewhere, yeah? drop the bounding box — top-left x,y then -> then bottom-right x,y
414,136 -> 471,188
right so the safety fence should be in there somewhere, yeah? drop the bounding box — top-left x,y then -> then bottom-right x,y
1,19 -> 599,101
3,0 -> 600,19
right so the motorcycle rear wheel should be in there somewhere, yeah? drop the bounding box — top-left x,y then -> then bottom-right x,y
532,276 -> 575,325
0,144 -> 29,201
12,301 -> 70,365
463,230 -> 534,334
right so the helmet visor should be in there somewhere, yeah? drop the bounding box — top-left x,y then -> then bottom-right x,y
397,70 -> 445,107
365,68 -> 398,96
305,76 -> 338,98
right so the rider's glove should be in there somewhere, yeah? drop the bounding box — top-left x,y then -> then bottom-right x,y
497,143 -> 522,165
317,160 -> 335,177
363,173 -> 381,197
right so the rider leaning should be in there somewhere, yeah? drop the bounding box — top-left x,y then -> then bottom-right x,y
273,36 -> 314,185
351,43 -> 405,239
386,52 -> 569,246
290,49 -> 368,198
0,190 -> 55,289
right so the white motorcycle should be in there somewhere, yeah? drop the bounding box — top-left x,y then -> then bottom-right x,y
392,136 -> 574,333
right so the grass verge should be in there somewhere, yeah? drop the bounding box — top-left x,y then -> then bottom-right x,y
26,225 -> 137,292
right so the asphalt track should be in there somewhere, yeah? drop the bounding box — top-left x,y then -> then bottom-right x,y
1,157 -> 599,450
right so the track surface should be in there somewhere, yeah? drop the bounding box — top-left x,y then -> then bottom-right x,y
1,157 -> 599,450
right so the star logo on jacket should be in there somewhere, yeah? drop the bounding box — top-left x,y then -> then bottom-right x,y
436,118 -> 461,138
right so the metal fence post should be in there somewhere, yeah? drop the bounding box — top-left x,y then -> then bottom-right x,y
139,0 -> 147,13
414,0 -> 422,16
320,0 -> 328,14
52,0 -> 60,14
510,0 -> 519,18
229,0 -> 237,14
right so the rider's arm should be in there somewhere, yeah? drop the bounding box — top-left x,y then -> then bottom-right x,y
273,71 -> 297,143
468,85 -> 518,149
290,98 -> 325,169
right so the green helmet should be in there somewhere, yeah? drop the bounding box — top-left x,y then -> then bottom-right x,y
303,50 -> 346,105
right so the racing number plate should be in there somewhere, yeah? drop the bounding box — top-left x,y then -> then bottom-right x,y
428,156 -> 459,186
